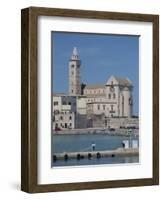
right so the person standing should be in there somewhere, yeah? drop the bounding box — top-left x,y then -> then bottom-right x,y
92,142 -> 96,151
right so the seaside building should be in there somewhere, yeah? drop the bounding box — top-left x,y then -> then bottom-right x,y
84,76 -> 133,118
53,47 -> 135,130
52,94 -> 77,129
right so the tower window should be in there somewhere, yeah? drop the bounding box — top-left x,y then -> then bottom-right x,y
71,64 -> 74,68
71,71 -> 74,75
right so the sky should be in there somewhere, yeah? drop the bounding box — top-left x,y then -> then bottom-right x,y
52,32 -> 139,115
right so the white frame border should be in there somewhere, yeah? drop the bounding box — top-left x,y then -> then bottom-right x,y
37,16 -> 153,184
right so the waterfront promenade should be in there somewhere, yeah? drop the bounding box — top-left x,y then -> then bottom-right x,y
53,127 -> 138,136
53,148 -> 139,161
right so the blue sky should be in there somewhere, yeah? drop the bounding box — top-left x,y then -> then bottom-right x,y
52,32 -> 139,115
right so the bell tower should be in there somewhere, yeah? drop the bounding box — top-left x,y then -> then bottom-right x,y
69,47 -> 81,96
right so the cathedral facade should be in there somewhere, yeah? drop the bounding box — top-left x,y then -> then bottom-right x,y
53,47 -> 134,130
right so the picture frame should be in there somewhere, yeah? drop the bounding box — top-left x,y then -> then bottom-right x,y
21,7 -> 159,193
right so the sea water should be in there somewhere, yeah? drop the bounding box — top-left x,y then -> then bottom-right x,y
52,133 -> 139,167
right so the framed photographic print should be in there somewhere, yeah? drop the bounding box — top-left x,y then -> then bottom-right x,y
21,7 -> 159,193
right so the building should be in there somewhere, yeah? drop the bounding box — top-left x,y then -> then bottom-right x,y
69,47 -> 81,96
84,76 -> 133,118
53,47 -> 135,130
52,94 -> 77,130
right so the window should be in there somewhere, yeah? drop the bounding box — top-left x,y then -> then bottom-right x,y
69,116 -> 72,120
97,105 -> 100,110
71,64 -> 74,68
54,101 -> 58,106
71,71 -> 74,75
103,105 -> 105,110
69,123 -> 72,127
113,93 -> 116,99
60,116 -> 63,120
72,89 -> 73,93
77,65 -> 80,68
53,116 -> 55,122
129,97 -> 132,105
122,96 -> 124,104
63,101 -> 66,105
111,105 -> 114,111
68,102 -> 71,105
108,94 -> 111,99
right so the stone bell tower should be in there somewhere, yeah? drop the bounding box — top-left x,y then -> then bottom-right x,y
69,47 -> 81,96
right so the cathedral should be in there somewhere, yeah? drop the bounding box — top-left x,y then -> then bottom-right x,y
53,47 -> 134,130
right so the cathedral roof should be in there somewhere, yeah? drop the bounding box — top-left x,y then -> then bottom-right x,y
114,77 -> 132,86
106,75 -> 132,86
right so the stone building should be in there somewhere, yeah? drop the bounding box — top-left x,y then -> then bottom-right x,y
69,47 -> 81,96
84,75 -> 133,118
52,94 -> 77,130
53,47 -> 135,130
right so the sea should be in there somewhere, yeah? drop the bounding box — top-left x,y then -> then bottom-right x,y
52,133 -> 139,167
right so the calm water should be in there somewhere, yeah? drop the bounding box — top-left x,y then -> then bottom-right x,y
52,133 -> 139,167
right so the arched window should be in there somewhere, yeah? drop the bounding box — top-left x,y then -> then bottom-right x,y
108,94 -> 111,99
113,93 -> 116,99
111,105 -> 114,111
129,97 -> 132,105
71,64 -> 74,68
